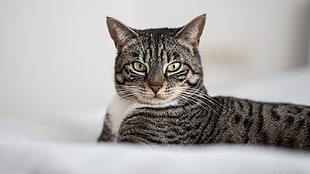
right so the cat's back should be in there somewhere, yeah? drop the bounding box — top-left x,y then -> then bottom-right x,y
213,96 -> 310,149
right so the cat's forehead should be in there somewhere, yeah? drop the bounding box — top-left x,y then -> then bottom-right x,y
120,28 -> 193,63
126,35 -> 181,61
138,27 -> 181,36
134,28 -> 180,44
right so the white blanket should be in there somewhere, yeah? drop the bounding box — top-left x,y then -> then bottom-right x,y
1,141 -> 310,174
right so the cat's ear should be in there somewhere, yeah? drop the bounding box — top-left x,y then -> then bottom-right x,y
106,17 -> 138,50
176,14 -> 206,48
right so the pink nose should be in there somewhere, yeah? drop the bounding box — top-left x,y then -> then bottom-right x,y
149,84 -> 163,94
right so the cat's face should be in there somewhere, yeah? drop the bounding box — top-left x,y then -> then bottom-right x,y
107,15 -> 206,105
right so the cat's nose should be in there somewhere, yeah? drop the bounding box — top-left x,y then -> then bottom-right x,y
149,84 -> 163,94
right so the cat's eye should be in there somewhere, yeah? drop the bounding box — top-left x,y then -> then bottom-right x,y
167,62 -> 181,72
133,62 -> 147,72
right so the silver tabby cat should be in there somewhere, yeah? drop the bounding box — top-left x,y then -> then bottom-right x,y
98,14 -> 310,150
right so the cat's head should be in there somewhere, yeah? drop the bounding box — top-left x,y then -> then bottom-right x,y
107,14 -> 206,105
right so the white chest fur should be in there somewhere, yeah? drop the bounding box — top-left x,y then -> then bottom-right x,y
106,95 -> 179,138
106,95 -> 138,136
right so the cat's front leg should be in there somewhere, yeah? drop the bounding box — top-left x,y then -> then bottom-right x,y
97,112 -> 117,142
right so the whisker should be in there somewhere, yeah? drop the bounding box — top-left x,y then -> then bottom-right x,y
115,85 -> 141,88
174,87 -> 223,116
119,93 -> 137,100
115,83 -> 223,116
183,91 -> 222,108
179,93 -> 218,115
182,88 -> 223,109
185,94 -> 220,115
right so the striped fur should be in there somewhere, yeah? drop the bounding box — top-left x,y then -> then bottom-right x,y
98,15 -> 310,150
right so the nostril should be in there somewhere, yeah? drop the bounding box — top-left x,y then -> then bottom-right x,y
149,84 -> 163,94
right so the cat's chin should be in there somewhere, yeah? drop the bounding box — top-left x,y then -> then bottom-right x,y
118,92 -> 179,105
138,98 -> 168,105
136,96 -> 177,106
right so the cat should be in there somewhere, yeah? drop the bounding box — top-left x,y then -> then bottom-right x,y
97,14 -> 310,150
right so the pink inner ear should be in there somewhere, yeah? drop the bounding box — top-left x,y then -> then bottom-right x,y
109,29 -> 121,48
176,15 -> 206,48
106,17 -> 137,50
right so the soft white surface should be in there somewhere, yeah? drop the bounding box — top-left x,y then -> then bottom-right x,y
1,142 -> 310,174
1,67 -> 310,174
210,67 -> 310,105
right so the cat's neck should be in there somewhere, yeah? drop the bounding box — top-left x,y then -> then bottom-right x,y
119,96 -> 181,109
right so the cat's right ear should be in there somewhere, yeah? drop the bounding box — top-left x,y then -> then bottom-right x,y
106,17 -> 138,51
175,14 -> 206,48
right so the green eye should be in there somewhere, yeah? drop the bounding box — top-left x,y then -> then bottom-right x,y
167,62 -> 181,72
133,62 -> 147,72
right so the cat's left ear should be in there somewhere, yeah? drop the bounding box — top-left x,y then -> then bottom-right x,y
176,14 -> 206,48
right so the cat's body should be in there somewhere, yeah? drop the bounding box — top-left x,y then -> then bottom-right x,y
99,89 -> 310,149
98,14 -> 310,150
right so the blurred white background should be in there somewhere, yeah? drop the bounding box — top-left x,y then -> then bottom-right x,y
0,0 -> 309,115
